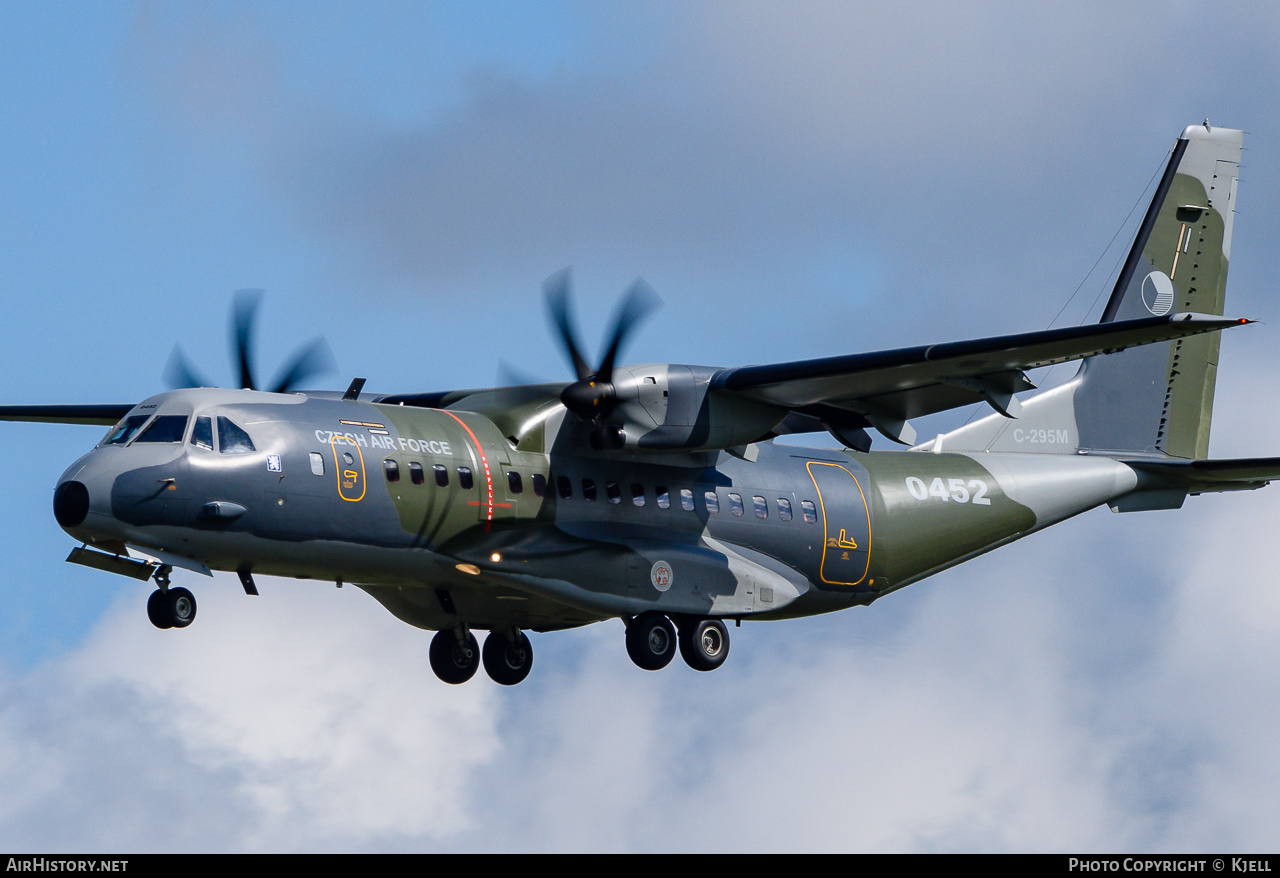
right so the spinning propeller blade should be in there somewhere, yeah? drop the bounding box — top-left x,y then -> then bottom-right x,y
164,290 -> 336,393
231,289 -> 264,390
163,346 -> 212,390
544,268 -> 592,381
268,338 -> 336,394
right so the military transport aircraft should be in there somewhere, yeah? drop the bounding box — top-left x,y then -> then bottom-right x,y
4,122 -> 1275,686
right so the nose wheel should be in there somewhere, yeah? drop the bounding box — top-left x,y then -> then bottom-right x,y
147,586 -> 197,630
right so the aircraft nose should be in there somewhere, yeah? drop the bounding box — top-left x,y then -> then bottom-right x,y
53,480 -> 90,528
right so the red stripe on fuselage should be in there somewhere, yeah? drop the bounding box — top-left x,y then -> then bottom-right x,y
441,410 -> 495,531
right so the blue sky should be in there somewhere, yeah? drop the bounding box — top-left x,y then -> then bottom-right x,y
3,1 -> 1280,852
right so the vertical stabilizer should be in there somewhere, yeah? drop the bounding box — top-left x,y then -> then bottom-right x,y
928,124 -> 1242,459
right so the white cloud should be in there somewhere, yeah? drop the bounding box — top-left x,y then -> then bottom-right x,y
0,583 -> 500,852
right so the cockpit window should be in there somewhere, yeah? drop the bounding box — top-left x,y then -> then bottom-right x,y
102,415 -> 150,446
191,416 -> 214,450
135,415 -> 189,443
217,417 -> 256,454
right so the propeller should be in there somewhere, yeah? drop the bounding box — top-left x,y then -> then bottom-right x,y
543,268 -> 660,430
165,289 -> 337,393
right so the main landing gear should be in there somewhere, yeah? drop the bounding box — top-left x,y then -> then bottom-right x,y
146,565 -> 197,630
429,627 -> 534,686
626,612 -> 730,673
424,614 -> 732,684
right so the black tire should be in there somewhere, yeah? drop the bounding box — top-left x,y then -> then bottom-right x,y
146,589 -> 173,630
166,587 -> 197,629
678,618 -> 730,672
482,630 -> 533,686
429,629 -> 480,684
625,611 -> 677,671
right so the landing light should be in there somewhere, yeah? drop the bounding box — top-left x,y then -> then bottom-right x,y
490,553 -> 502,563
455,563 -> 481,576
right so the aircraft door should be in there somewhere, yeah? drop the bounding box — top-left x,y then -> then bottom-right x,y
805,461 -> 872,587
330,436 -> 367,502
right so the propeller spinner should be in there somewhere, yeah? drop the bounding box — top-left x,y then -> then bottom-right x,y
164,289 -> 336,393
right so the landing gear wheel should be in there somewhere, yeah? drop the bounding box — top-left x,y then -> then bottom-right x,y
167,587 -> 197,629
147,587 -> 196,629
678,618 -> 730,672
626,611 -> 677,671
147,589 -> 173,630
430,629 -> 480,684
482,630 -> 534,686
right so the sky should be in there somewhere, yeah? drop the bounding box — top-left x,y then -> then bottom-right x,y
2,0 -> 1280,853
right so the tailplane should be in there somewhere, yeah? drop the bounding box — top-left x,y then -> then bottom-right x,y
931,123 -> 1242,460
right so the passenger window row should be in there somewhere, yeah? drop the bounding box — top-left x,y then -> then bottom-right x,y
552,475 -> 816,523
379,458 -> 547,497
374,458 -> 816,522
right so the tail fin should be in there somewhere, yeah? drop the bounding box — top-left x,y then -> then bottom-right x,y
932,123 -> 1242,459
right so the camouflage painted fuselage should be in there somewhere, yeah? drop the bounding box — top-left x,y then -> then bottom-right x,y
57,387 -> 1141,633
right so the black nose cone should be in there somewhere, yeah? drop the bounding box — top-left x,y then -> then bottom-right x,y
54,481 -> 90,528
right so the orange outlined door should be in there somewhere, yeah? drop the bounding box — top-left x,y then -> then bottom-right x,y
805,461 -> 871,586
331,436 -> 366,502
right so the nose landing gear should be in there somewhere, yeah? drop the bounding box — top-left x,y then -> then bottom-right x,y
146,588 -> 197,629
145,565 -> 197,630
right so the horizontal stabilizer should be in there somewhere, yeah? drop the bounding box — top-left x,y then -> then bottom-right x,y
1125,456 -> 1280,493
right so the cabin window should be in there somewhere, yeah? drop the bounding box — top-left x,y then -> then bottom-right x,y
777,497 -> 793,521
704,491 -> 720,513
532,474 -> 547,497
606,481 -> 622,504
217,417 -> 256,453
801,500 -> 817,523
753,496 -> 768,519
631,483 -> 646,507
655,486 -> 670,509
557,475 -> 572,499
191,416 -> 214,450
135,415 -> 189,443
680,489 -> 695,511
582,478 -> 597,501
309,452 -> 325,476
728,493 -> 744,516
409,462 -> 424,485
433,464 -> 449,487
102,415 -> 150,446
508,471 -> 523,494
384,459 -> 400,483
458,466 -> 474,489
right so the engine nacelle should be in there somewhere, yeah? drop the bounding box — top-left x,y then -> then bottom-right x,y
601,364 -> 787,452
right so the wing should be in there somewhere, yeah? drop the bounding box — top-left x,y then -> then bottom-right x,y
0,404 -> 133,426
712,312 -> 1249,443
